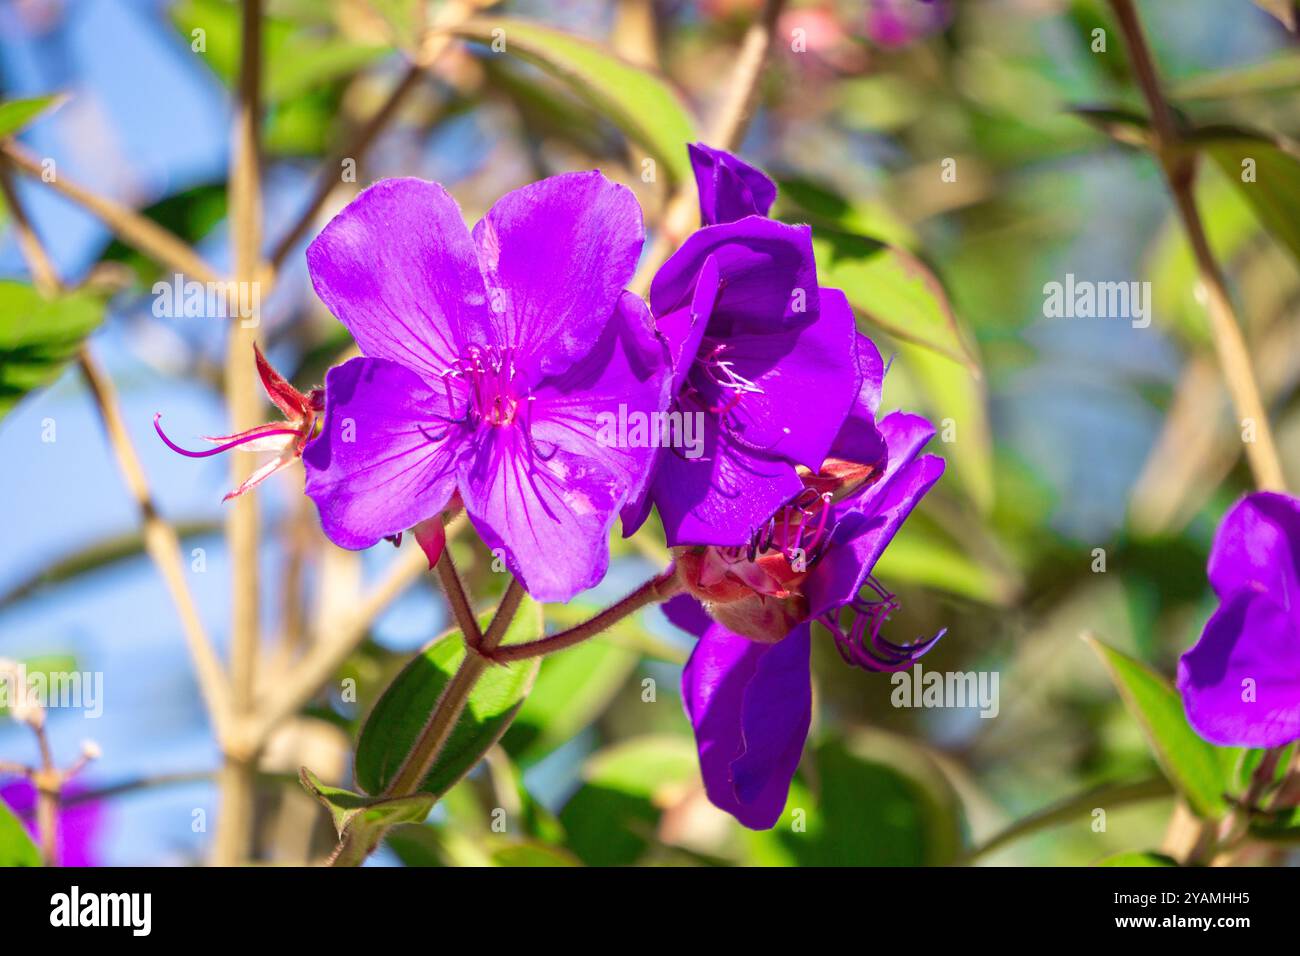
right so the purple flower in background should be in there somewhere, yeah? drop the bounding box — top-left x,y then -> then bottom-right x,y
627,145 -> 859,547
0,777 -> 102,866
302,174 -> 670,603
1178,492 -> 1300,748
665,333 -> 945,828
865,0 -> 951,49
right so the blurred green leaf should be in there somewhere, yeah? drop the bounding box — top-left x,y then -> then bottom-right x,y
453,18 -> 697,186
748,732 -> 965,866
872,518 -> 1015,604
354,599 -> 542,797
0,798 -> 40,867
299,768 -> 434,866
1096,850 -> 1179,866
502,615 -> 638,766
0,283 -> 105,422
491,841 -> 581,867
813,233 -> 980,372
1084,635 -> 1231,818
1202,134 -> 1300,267
0,94 -> 64,138
1171,55 -> 1300,100
171,0 -> 386,104
559,735 -> 697,866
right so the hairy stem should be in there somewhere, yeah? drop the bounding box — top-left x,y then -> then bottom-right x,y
486,569 -> 683,663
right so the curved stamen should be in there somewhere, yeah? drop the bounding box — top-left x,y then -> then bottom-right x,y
154,414 -> 298,459
821,578 -> 945,673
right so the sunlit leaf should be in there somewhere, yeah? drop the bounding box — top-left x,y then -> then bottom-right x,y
1084,635 -> 1233,818
299,768 -> 434,867
354,600 -> 541,797
0,797 -> 41,867
0,283 -> 105,423
0,94 -> 64,139
453,18 -> 697,186
1202,134 -> 1300,267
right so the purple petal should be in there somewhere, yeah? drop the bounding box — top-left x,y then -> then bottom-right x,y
303,357 -> 466,549
807,452 -> 945,616
650,217 -> 820,346
306,178 -> 486,380
688,143 -> 777,226
471,171 -> 643,379
708,284 -> 858,469
1206,492 -> 1300,604
528,291 -> 672,507
457,422 -> 623,603
649,417 -> 804,547
1178,588 -> 1300,748
663,593 -> 713,639
681,622 -> 812,830
655,253 -> 719,397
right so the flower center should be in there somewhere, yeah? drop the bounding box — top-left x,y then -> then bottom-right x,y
748,486 -> 835,572
449,345 -> 522,427
684,341 -> 763,417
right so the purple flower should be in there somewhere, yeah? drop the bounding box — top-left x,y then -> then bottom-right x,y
302,174 -> 671,603
1,777 -> 102,867
626,145 -> 860,547
1178,492 -> 1300,748
665,332 -> 945,828
865,0 -> 951,49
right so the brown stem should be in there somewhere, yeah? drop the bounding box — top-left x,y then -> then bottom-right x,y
1107,0 -> 1285,492
267,63 -> 425,272
0,141 -> 222,285
1107,0 -> 1290,861
0,158 -> 233,734
486,569 -> 682,663
213,0 -> 265,869
434,545 -> 485,649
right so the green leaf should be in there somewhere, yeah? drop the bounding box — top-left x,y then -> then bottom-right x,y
354,599 -> 542,797
1202,134 -> 1300,267
491,841 -> 581,867
871,518 -> 1016,604
559,735 -> 698,866
1084,635 -> 1232,818
812,233 -> 979,372
0,94 -> 64,139
747,732 -> 965,867
453,18 -> 698,186
1096,850 -> 1179,867
0,797 -> 41,866
299,768 -> 434,867
1171,55 -> 1300,100
0,283 -> 105,422
503,609 -> 639,766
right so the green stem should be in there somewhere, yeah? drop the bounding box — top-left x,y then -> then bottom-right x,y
960,776 -> 1173,864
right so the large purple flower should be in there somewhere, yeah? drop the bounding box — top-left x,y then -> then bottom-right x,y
665,331 -> 945,828
1178,492 -> 1300,748
627,144 -> 859,547
302,173 -> 671,602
